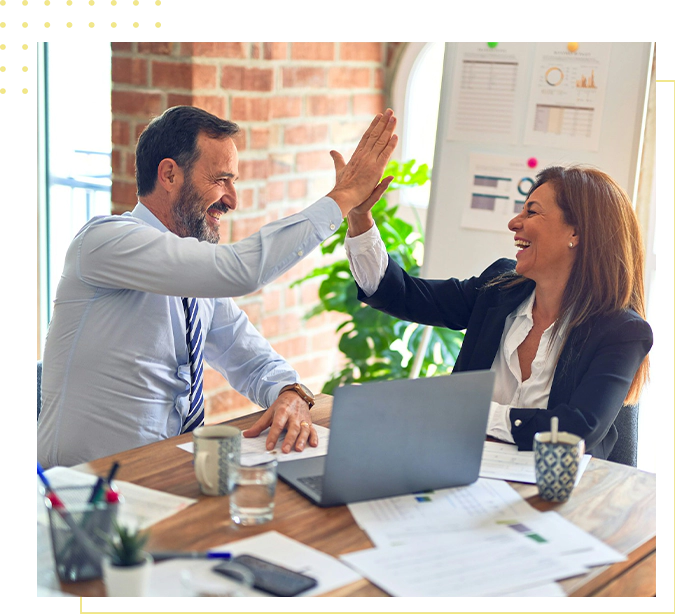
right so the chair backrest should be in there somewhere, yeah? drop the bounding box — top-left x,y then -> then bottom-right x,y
37,360 -> 43,421
607,404 -> 639,466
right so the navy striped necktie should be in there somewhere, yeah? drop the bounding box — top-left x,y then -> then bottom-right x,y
181,297 -> 205,433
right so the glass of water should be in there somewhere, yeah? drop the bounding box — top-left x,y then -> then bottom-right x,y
228,451 -> 278,526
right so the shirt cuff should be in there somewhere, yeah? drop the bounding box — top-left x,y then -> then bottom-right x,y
302,196 -> 344,240
487,401 -> 515,444
344,222 -> 381,255
345,222 -> 388,298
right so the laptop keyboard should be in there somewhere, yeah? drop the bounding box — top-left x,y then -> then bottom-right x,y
298,475 -> 323,497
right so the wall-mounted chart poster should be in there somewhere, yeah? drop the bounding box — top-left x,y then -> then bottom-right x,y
523,43 -> 611,152
446,43 -> 530,145
461,153 -> 554,233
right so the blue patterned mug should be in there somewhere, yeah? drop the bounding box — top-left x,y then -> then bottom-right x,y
533,431 -> 585,503
193,425 -> 241,496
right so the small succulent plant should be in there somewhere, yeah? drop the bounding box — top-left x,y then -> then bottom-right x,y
103,520 -> 150,567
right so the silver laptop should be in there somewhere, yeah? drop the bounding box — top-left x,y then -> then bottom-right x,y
277,370 -> 495,507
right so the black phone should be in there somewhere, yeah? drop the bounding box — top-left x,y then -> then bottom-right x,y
213,554 -> 318,597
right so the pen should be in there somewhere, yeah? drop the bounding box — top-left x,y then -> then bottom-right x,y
37,462 -> 64,507
105,489 -> 121,504
89,461 -> 121,504
149,551 -> 232,562
105,461 -> 120,486
37,461 -> 52,491
87,477 -> 105,504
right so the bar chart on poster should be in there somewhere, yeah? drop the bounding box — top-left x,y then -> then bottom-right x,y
422,42 -> 653,281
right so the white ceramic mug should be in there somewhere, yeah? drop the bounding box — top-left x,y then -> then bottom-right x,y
193,425 -> 241,496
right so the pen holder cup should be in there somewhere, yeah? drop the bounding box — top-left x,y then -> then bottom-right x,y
46,485 -> 120,582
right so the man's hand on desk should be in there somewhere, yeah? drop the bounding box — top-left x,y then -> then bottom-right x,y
242,393 -> 319,453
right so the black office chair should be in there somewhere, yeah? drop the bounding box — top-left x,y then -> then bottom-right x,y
37,360 -> 43,421
606,404 -> 639,467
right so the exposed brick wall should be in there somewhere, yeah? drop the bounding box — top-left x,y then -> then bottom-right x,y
111,42 -> 399,423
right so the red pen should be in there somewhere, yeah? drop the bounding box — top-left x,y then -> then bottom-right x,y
46,490 -> 64,509
105,489 -> 121,504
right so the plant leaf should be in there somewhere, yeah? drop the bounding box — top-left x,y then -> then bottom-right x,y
296,159 -> 465,388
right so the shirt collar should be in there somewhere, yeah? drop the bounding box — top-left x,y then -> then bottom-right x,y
512,289 -> 536,320
512,289 -> 568,339
127,202 -> 170,233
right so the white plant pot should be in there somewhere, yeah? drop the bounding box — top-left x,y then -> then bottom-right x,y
103,553 -> 153,597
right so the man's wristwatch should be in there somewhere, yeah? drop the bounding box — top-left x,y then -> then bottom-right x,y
279,383 -> 315,409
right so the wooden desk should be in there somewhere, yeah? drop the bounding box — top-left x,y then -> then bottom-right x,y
50,394 -> 656,597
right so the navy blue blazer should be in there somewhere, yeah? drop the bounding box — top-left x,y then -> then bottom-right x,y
357,258 -> 653,459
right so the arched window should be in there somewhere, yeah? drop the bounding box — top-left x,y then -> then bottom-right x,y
390,42 -> 445,208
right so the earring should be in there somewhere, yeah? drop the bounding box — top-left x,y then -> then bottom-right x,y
568,242 -> 574,248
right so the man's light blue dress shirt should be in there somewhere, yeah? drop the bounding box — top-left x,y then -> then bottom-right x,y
37,197 -> 342,467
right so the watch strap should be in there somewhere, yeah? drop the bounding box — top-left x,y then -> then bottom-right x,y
279,383 -> 315,409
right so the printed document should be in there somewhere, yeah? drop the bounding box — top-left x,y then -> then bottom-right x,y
148,530 -> 361,597
177,424 -> 330,465
348,478 -> 539,547
340,527 -> 586,596
480,440 -> 591,484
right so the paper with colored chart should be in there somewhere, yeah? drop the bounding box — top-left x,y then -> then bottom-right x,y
347,478 -> 540,547
340,525 -> 586,597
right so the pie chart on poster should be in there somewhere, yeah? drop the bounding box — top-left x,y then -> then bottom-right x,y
545,67 -> 564,87
518,177 -> 535,196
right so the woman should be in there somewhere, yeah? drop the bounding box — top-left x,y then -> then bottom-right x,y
344,165 -> 652,460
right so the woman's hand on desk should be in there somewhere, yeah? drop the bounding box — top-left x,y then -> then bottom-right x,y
242,393 -> 319,453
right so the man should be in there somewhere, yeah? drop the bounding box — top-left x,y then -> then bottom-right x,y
38,105 -> 397,468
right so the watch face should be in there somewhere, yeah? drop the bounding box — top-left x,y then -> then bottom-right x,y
298,383 -> 313,398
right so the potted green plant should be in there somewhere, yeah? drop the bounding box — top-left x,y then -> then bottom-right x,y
101,520 -> 153,597
294,160 -> 465,393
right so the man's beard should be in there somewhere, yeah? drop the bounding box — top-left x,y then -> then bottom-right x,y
171,179 -> 220,244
